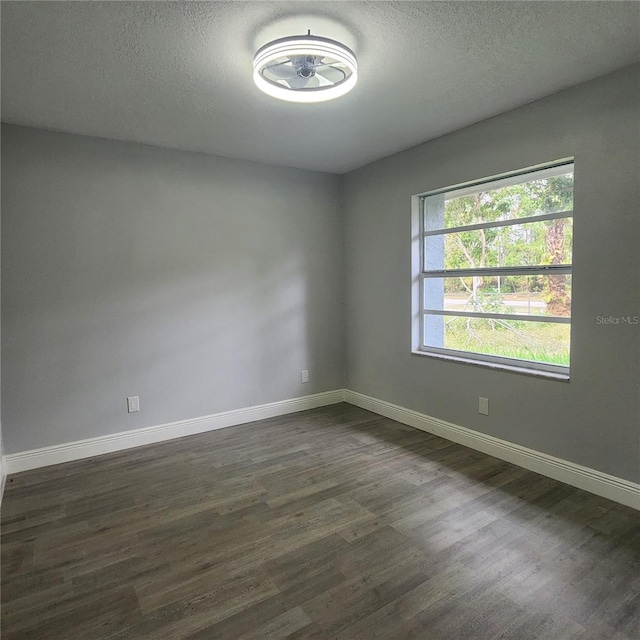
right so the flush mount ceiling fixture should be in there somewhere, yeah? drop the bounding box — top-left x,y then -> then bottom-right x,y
253,31 -> 357,103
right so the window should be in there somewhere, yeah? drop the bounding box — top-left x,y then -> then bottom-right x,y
412,160 -> 574,378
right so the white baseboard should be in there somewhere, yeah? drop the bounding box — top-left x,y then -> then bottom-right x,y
344,390 -> 640,511
4,390 -> 346,475
5,388 -> 638,511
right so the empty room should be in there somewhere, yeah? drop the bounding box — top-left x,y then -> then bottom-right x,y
1,2 -> 639,639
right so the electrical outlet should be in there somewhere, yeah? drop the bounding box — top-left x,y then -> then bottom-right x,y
301,370 -> 309,383
479,397 -> 489,415
127,396 -> 140,413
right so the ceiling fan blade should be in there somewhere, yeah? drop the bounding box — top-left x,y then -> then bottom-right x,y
315,65 -> 347,84
314,72 -> 333,87
286,75 -> 310,89
265,61 -> 296,79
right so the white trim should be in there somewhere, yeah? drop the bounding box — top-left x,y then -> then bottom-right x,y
415,158 -> 574,200
422,210 -> 572,236
411,193 -> 423,353
414,345 -> 570,378
4,390 -> 346,475
411,349 -> 570,382
415,160 -> 574,380
423,309 -> 571,324
343,390 -> 640,511
5,388 -> 638,511
422,265 -> 572,278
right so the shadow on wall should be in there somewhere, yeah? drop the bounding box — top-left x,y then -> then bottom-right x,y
2,125 -> 344,454
4,239 -> 312,449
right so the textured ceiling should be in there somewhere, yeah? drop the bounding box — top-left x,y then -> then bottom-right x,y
2,1 -> 639,174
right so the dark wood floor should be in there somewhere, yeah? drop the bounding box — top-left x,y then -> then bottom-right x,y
2,403 -> 639,640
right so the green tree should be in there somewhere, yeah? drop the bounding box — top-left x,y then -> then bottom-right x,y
443,173 -> 573,315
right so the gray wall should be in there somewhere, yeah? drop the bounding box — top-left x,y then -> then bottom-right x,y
343,64 -> 640,483
2,125 -> 345,453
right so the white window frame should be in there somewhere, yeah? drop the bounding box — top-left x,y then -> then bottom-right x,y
411,159 -> 574,380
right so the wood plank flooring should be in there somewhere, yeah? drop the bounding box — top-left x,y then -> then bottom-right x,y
2,403 -> 639,639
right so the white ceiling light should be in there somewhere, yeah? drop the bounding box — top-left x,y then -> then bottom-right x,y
253,31 -> 357,103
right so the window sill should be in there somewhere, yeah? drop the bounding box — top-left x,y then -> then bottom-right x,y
411,349 -> 570,382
